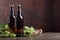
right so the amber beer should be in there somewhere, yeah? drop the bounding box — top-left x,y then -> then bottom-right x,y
8,5 -> 16,33
16,5 -> 24,37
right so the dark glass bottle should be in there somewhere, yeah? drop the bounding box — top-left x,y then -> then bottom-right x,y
16,5 -> 24,37
8,5 -> 16,33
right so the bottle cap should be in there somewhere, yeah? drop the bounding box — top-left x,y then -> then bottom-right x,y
18,5 -> 21,7
10,5 -> 14,7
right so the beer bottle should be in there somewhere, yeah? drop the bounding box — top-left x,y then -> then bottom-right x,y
16,5 -> 24,37
8,5 -> 16,33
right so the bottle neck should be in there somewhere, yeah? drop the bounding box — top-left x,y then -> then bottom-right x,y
18,5 -> 23,19
18,6 -> 21,16
10,6 -> 14,16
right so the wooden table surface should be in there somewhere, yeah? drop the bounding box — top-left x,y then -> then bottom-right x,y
0,32 -> 60,40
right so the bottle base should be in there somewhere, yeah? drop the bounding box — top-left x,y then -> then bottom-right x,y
16,34 -> 25,37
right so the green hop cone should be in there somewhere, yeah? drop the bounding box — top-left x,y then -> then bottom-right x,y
23,26 -> 35,36
0,24 -> 17,37
0,31 -> 3,34
0,24 -> 5,31
4,31 -> 11,34
4,24 -> 9,30
9,33 -> 16,37
24,26 -> 30,30
3,34 -> 9,37
29,27 -> 35,33
0,34 -> 4,37
3,31 -> 10,37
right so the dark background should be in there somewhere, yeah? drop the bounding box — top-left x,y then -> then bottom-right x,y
0,0 -> 60,32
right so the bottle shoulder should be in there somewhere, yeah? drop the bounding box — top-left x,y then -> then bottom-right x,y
16,15 -> 23,19
13,16 -> 16,18
9,15 -> 16,19
20,16 -> 23,19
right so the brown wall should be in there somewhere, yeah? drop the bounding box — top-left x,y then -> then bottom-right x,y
0,0 -> 60,32
53,0 -> 60,32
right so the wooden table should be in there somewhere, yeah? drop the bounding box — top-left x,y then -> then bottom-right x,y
0,32 -> 60,40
